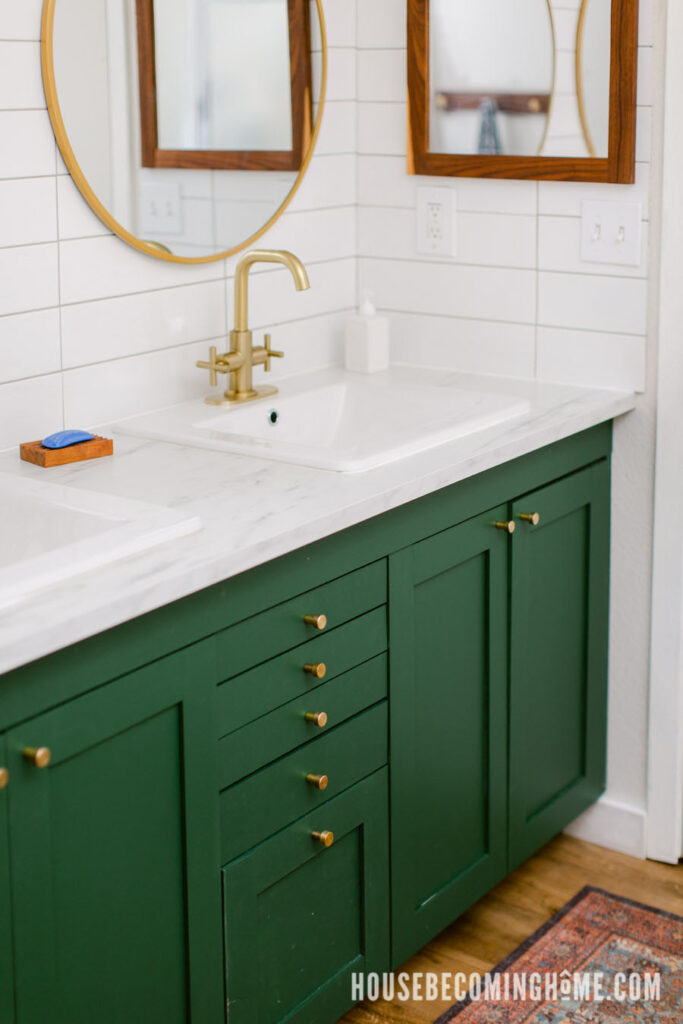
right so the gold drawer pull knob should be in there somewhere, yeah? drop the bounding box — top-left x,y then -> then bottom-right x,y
494,520 -> 516,534
22,747 -> 51,769
518,512 -> 541,526
0,768 -> 8,790
304,614 -> 327,631
304,711 -> 328,728
306,773 -> 329,791
304,662 -> 327,679
312,830 -> 334,847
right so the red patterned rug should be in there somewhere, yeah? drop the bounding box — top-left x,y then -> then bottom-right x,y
435,886 -> 682,1023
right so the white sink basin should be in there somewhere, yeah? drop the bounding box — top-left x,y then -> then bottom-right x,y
115,368 -> 531,473
0,472 -> 201,610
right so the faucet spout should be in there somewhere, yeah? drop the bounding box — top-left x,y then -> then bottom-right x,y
234,249 -> 310,332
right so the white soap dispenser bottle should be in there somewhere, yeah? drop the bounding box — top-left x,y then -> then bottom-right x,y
344,295 -> 390,373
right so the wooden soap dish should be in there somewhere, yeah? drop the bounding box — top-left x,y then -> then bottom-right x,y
20,436 -> 114,468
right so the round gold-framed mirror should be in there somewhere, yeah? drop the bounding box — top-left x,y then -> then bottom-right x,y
41,0 -> 327,264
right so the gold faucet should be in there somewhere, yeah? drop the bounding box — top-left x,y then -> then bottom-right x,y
197,249 -> 310,405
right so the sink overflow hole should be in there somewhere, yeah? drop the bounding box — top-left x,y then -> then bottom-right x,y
269,410 -> 279,425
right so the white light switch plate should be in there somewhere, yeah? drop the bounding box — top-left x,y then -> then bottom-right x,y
139,183 -> 183,236
416,186 -> 456,257
580,200 -> 642,267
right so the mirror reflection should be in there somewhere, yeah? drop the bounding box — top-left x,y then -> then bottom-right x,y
577,0 -> 612,158
50,0 -> 322,260
429,0 -> 611,160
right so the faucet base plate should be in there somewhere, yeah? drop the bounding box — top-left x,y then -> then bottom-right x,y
204,384 -> 278,407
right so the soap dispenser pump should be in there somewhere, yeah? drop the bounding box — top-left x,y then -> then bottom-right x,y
344,294 -> 390,373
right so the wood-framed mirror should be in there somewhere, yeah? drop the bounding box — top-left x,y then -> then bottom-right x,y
41,0 -> 326,263
136,0 -> 312,173
407,0 -> 639,183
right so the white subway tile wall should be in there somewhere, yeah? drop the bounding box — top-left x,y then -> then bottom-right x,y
357,0 -> 653,393
0,0 -> 655,449
0,0 -> 356,447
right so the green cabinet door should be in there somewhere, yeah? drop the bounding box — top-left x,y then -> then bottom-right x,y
509,461 -> 610,868
223,769 -> 390,1024
6,642 -> 223,1024
0,736 -> 14,1024
390,507 -> 510,966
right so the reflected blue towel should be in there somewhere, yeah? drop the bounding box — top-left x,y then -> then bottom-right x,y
478,99 -> 502,155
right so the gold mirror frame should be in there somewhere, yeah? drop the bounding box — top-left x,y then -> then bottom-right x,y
40,0 -> 327,264
576,0 -> 599,158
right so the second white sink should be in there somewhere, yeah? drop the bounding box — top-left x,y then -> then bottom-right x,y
115,367 -> 531,473
0,472 -> 201,610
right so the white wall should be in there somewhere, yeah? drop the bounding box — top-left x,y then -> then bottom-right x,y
0,0 -> 663,859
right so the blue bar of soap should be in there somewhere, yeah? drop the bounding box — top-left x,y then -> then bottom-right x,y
42,430 -> 96,450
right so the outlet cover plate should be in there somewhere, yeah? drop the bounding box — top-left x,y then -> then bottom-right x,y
416,186 -> 456,257
580,200 -> 642,267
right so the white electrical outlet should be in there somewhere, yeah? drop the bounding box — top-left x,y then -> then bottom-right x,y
416,186 -> 455,256
139,183 -> 183,236
580,200 -> 642,267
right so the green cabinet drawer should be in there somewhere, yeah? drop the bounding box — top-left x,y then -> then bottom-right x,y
219,702 -> 387,862
218,653 -> 387,787
223,768 -> 390,1024
215,560 -> 386,681
216,606 -> 387,736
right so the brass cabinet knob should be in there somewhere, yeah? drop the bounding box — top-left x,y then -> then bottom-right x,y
306,773 -> 329,791
494,520 -> 516,534
0,768 -> 8,790
22,746 -> 51,769
304,614 -> 327,631
518,512 -> 541,526
304,711 -> 328,728
312,830 -> 334,847
304,662 -> 327,679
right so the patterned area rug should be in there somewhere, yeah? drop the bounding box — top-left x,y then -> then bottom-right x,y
435,886 -> 682,1023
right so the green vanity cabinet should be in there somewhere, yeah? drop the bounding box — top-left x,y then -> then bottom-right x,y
0,425 -> 615,1024
4,642 -> 223,1024
508,462 -> 610,869
389,506 -> 510,965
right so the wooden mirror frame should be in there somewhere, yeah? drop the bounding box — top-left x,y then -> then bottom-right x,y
407,0 -> 639,183
136,0 -> 312,172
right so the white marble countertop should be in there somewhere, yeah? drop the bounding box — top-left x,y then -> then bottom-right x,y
0,370 -> 635,677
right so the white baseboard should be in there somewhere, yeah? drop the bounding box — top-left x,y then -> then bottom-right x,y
563,797 -> 647,859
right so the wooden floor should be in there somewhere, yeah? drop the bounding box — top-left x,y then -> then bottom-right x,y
341,835 -> 683,1024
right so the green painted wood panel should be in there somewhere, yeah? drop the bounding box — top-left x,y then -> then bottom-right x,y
216,607 -> 387,736
508,460 -> 610,868
0,735 -> 14,1024
0,426 -> 611,734
6,643 -> 223,1024
219,702 -> 388,862
390,506 -> 510,966
218,653 -> 387,786
215,561 -> 386,681
223,769 -> 390,1024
